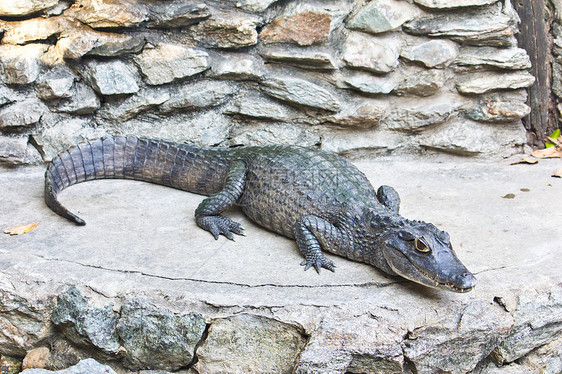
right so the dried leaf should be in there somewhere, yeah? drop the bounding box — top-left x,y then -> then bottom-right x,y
501,193 -> 515,199
510,157 -> 538,165
553,168 -> 562,178
530,146 -> 562,159
4,222 -> 39,236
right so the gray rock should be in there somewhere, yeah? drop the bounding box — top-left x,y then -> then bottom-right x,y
69,0 -> 148,29
464,100 -> 530,122
403,300 -> 514,373
211,55 -> 264,81
297,316 -> 404,373
194,13 -> 260,49
0,44 -> 48,85
134,44 -> 210,86
342,72 -> 397,95
235,0 -> 279,12
413,0 -> 498,8
401,40 -> 458,69
117,298 -> 206,371
262,76 -> 341,112
33,115 -> 106,161
453,47 -> 532,70
343,32 -> 401,74
84,60 -> 140,95
0,0 -> 59,16
51,286 -> 120,356
517,336 -> 562,374
403,3 -> 518,47
492,287 -> 562,364
0,98 -> 47,128
324,102 -> 386,128
34,67 -> 76,100
159,80 -> 237,113
226,122 -> 320,147
21,358 -> 117,374
225,93 -> 290,121
419,119 -> 527,156
99,87 -> 170,121
395,69 -> 444,97
456,71 -> 535,95
260,48 -> 336,70
383,101 -> 458,132
196,314 -> 306,374
114,111 -> 233,146
147,3 -> 211,28
320,128 -> 406,156
0,136 -> 42,166
347,0 -> 420,34
54,83 -> 101,115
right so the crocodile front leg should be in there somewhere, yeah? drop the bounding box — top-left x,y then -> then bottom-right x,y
195,160 -> 246,240
294,215 -> 352,273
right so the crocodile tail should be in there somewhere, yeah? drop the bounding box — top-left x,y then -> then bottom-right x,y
45,135 -> 230,225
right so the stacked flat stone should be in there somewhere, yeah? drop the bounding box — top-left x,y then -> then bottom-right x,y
0,0 -> 534,165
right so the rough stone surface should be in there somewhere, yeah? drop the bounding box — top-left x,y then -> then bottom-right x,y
98,87 -> 170,122
0,44 -> 47,85
194,13 -> 260,49
84,60 -> 140,96
22,347 -> 50,370
51,286 -> 120,355
454,47 -> 532,70
21,359 -> 117,374
260,48 -> 336,70
413,0 -> 499,8
134,44 -> 209,86
0,136 -> 41,166
342,72 -> 397,95
118,299 -> 206,371
403,4 -> 518,47
225,93 -> 290,121
211,55 -> 264,81
383,100 -> 458,132
464,100 -> 531,122
260,10 -> 332,46
0,98 -> 47,128
343,32 -> 401,74
53,83 -> 101,115
456,71 -> 535,95
492,287 -> 562,364
395,68 -> 444,97
347,0 -> 420,34
69,0 -> 148,29
401,40 -> 458,68
196,314 -> 306,374
262,76 -> 341,112
325,102 -> 386,128
34,67 -> 76,100
0,0 -> 59,17
159,81 -> 237,113
419,119 -> 527,156
0,17 -> 63,45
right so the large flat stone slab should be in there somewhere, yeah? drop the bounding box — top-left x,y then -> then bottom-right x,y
1,157 -> 561,372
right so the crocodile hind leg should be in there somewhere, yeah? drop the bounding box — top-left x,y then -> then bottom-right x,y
195,160 -> 246,240
293,215 -> 349,273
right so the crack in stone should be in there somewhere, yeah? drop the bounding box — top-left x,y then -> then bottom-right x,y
31,253 -> 400,289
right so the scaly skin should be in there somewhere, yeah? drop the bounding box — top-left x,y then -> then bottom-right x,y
45,135 -> 476,292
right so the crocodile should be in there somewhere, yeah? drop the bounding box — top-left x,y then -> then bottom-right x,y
45,135 -> 476,293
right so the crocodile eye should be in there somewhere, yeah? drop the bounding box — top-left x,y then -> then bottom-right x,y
414,238 -> 430,253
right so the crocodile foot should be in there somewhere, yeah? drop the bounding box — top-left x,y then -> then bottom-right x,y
300,256 -> 336,274
196,215 -> 245,240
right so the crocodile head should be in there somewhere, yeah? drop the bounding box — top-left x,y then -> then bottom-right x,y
367,210 -> 476,293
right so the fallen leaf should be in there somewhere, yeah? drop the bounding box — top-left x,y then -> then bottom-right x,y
501,193 -> 515,199
553,168 -> 562,178
530,146 -> 562,159
4,222 -> 39,236
510,157 -> 538,165
545,129 -> 561,148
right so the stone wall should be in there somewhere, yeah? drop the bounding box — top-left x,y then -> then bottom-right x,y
0,0 -> 536,166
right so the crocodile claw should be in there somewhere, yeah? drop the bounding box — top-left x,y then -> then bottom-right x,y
196,215 -> 245,240
300,257 -> 336,274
